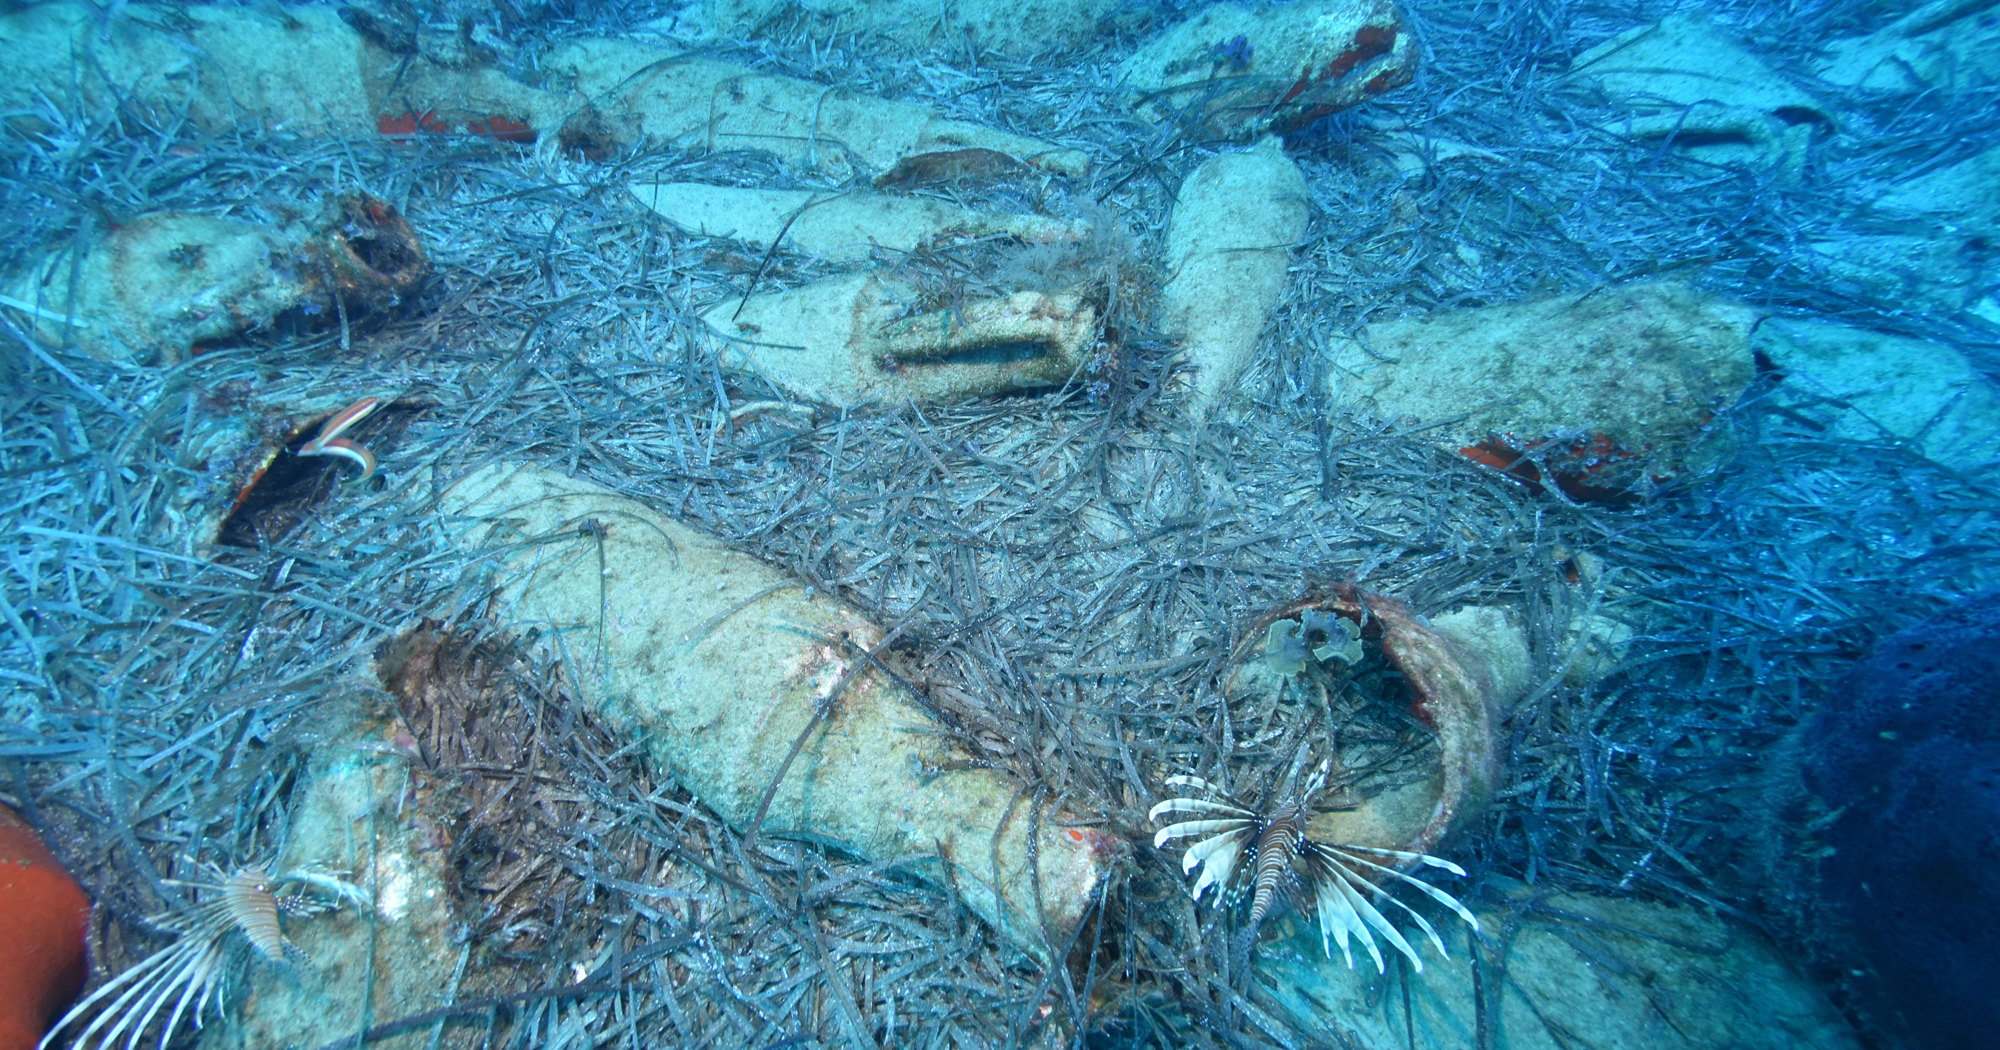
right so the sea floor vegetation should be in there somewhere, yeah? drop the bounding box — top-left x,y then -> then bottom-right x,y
3,1 -> 1997,1047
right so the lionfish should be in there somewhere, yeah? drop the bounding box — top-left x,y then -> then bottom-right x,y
1148,766 -> 1479,972
40,865 -> 366,1050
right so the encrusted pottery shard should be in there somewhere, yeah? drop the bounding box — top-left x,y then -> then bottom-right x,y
705,273 -> 1098,406
439,464 -> 1119,963
6,195 -> 426,365
1162,137 -> 1309,415
1230,585 -> 1501,863
1122,0 -> 1417,140
1325,282 -> 1758,498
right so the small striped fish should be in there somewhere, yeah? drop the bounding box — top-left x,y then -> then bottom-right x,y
297,395 -> 384,481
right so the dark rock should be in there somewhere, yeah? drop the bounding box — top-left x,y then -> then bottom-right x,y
1806,592 -> 2000,1050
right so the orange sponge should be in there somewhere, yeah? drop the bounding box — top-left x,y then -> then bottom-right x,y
0,804 -> 89,1050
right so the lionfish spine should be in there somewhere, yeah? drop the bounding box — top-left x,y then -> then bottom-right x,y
1247,813 -> 1304,927
223,868 -> 285,960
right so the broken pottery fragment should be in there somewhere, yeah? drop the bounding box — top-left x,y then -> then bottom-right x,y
0,5 -> 1083,186
1427,605 -> 1531,710
1325,282 -> 1758,497
0,2 -> 379,132
1753,318 -> 2000,472
1871,141 -> 2000,227
664,0 -> 1136,58
216,697 -> 459,1049
0,1 -> 566,151
631,183 -> 1087,263
157,389 -> 409,553
1162,137 -> 1309,416
1565,13 -> 1829,177
1803,232 -> 2000,327
547,45 -> 1086,182
0,1 -> 558,143
704,273 -> 1098,406
1431,587 -> 1631,701
1816,0 -> 2000,93
1364,113 -> 1508,181
1121,0 -> 1417,140
439,464 -> 1118,963
1807,144 -> 2000,325
4,196 -> 427,365
1257,877 -> 1858,1050
1229,585 -> 1502,863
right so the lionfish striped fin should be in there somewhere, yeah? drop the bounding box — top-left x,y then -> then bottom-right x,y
1163,773 -> 1226,794
1333,841 -> 1470,877
1153,817 -> 1254,849
1146,795 -> 1253,822
154,937 -> 227,1048
1307,845 -> 1447,961
1185,827 -> 1252,903
42,925 -> 227,1050
1180,824 -> 1252,872
38,865 -> 366,1050
1322,858 -> 1426,971
1314,842 -> 1481,932
1313,864 -> 1385,972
